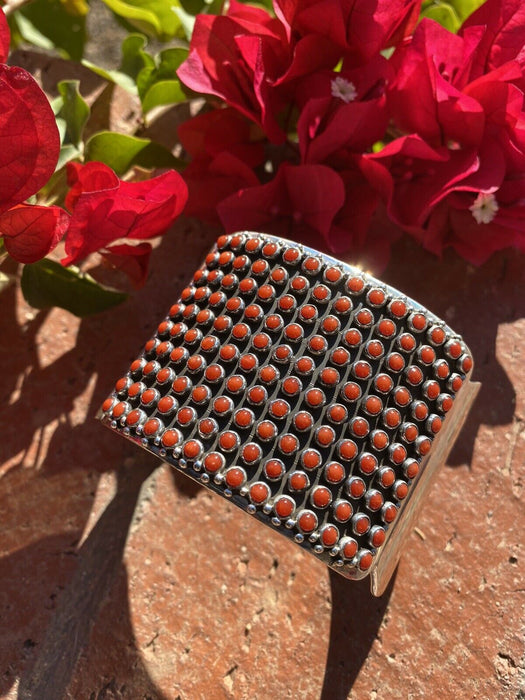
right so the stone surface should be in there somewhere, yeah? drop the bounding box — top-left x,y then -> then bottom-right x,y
1,221 -> 524,700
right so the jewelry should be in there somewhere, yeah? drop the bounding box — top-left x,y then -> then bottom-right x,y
99,232 -> 479,595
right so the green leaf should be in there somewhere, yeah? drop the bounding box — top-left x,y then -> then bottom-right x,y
85,131 -> 182,174
100,0 -> 184,40
120,33 -> 155,78
448,0 -> 485,21
55,80 -> 90,148
136,47 -> 187,92
141,80 -> 187,113
172,6 -> 195,39
21,259 -> 127,317
179,0 -> 224,13
420,3 -> 461,32
81,34 -> 153,93
17,0 -> 87,60
135,47 -> 188,112
81,60 -> 138,93
56,144 -> 82,170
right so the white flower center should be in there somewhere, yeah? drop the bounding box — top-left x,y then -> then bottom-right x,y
331,76 -> 357,103
469,192 -> 499,224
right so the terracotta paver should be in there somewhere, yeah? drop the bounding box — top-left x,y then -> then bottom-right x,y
1,220 -> 524,699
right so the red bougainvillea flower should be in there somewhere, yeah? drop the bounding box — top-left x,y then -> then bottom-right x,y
0,204 -> 69,264
296,57 -> 391,164
388,19 -> 486,149
178,107 -> 265,166
460,0 -> 525,87
62,162 -> 188,272
178,108 -> 264,222
177,1 -> 290,143
218,163 -> 345,250
419,175 -> 525,264
274,0 -> 421,66
0,8 -> 66,263
359,134 -> 481,227
0,7 -> 9,62
177,0 -> 337,143
0,24 -> 59,214
99,243 -> 152,289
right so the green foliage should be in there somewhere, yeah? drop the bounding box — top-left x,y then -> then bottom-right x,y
100,0 -> 185,41
54,80 -> 90,148
21,259 -> 127,316
81,34 -> 154,93
136,47 -> 188,113
84,131 -> 182,174
420,0 -> 485,31
83,36 -> 189,114
15,0 -> 87,60
51,80 -> 90,169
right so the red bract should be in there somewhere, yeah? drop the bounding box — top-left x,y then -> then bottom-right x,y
0,65 -> 60,216
62,162 -> 188,269
177,1 -> 290,143
360,135 -> 481,227
178,108 -> 264,166
422,178 -> 525,264
297,57 -> 391,164
0,8 -> 66,264
178,108 -> 263,223
327,168 -> 382,255
0,204 -> 69,263
99,243 -> 152,289
177,1 -> 337,143
218,163 -> 345,250
274,0 -> 421,65
0,8 -> 9,62
182,153 -> 260,224
461,0 -> 525,86
388,20 -> 486,149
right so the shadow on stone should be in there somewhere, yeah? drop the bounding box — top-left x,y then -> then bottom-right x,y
320,569 -> 396,700
15,460 -> 167,700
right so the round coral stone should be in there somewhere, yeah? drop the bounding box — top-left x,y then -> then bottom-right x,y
294,412 -> 313,431
265,459 -> 284,480
258,421 -> 277,441
219,431 -> 239,451
325,462 -> 345,483
344,329 -> 362,347
375,374 -> 393,394
338,439 -> 358,461
225,467 -> 245,489
351,418 -> 369,437
162,429 -> 182,448
274,496 -> 295,518
321,525 -> 339,547
183,440 -> 202,459
279,434 -> 299,454
158,396 -> 175,414
334,501 -> 352,522
242,443 -> 261,463
298,510 -> 317,533
250,482 -> 270,504
342,382 -> 361,402
312,487 -> 332,508
234,409 -> 254,428
289,471 -> 309,491
343,538 -> 358,559
301,449 -> 321,470
226,375 -> 246,393
317,426 -> 336,446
